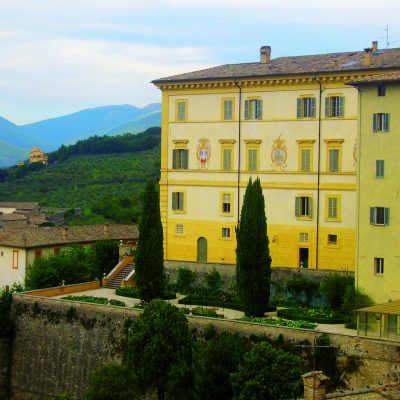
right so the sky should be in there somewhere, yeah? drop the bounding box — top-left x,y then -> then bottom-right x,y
1,0 -> 400,125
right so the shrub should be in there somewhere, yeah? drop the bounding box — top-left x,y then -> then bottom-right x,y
176,267 -> 196,294
115,286 -> 176,300
0,289 -> 13,338
205,267 -> 223,294
343,286 -> 374,328
320,273 -> 354,311
277,307 -> 345,324
286,276 -> 319,306
239,316 -> 316,330
61,295 -> 125,307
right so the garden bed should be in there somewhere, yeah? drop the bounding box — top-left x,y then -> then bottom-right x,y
61,295 -> 125,307
239,316 -> 316,330
115,286 -> 176,300
181,306 -> 224,319
277,307 -> 345,324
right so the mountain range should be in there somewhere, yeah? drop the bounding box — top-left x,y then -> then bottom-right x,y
0,103 -> 161,167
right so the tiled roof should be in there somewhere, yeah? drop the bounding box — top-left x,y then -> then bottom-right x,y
0,224 -> 138,248
153,48 -> 400,84
0,202 -> 39,210
347,71 -> 400,84
1,214 -> 28,222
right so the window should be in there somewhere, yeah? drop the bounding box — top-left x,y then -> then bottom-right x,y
246,146 -> 259,171
222,146 -> 233,171
327,234 -> 338,245
373,113 -> 390,132
325,96 -> 345,118
376,160 -> 385,178
175,100 -> 187,122
370,207 -> 389,225
374,257 -> 384,275
34,249 -> 42,259
0,252 -> 3,257
378,84 -> 386,97
297,97 -> 316,118
299,232 -> 309,243
222,98 -> 234,121
297,140 -> 315,172
172,149 -> 188,169
222,228 -> 231,238
12,250 -> 18,269
295,196 -> 312,219
244,98 -> 262,120
221,193 -> 233,215
328,149 -> 340,172
172,192 -> 185,212
326,195 -> 341,221
175,224 -> 184,235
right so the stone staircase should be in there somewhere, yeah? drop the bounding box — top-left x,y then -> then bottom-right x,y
105,263 -> 134,289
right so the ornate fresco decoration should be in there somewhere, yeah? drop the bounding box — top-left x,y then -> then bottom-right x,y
353,139 -> 357,167
196,138 -> 211,169
271,135 -> 287,171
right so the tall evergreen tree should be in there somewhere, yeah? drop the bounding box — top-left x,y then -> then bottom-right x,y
236,178 -> 271,316
135,179 -> 164,302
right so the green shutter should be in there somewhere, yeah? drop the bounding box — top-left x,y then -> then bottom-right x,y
384,113 -> 390,132
308,197 -> 313,217
295,197 -> 300,217
325,97 -> 330,117
223,148 -> 232,170
384,208 -> 390,225
297,98 -> 302,118
172,149 -> 177,169
257,99 -> 263,119
373,113 -> 378,132
172,193 -> 177,210
301,149 -> 310,172
311,97 -> 316,118
182,149 -> 188,169
244,100 -> 249,120
339,96 -> 345,117
370,207 -> 375,224
329,149 -> 339,172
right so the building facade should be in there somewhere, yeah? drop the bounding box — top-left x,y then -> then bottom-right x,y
153,43 -> 400,271
350,73 -> 400,303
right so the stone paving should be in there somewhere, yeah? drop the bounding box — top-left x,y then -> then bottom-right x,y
53,287 -> 357,336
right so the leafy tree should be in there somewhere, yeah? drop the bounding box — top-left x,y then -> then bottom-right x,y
194,332 -> 247,400
124,299 -> 192,400
230,341 -> 303,400
320,273 -> 354,311
25,246 -> 96,290
94,240 -> 119,279
342,285 -> 374,328
205,267 -> 223,295
84,363 -> 137,400
176,267 -> 197,294
236,178 -> 272,316
53,394 -> 70,400
135,179 -> 164,302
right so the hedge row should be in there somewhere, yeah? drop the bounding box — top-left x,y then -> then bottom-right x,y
115,286 -> 176,300
277,308 -> 345,324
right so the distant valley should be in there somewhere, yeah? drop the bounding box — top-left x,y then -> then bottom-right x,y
0,103 -> 161,167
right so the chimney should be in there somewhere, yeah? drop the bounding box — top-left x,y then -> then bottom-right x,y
302,371 -> 329,400
363,47 -> 372,66
260,46 -> 271,64
62,227 -> 68,240
372,41 -> 378,52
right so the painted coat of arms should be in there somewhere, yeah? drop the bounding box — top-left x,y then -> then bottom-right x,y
196,138 -> 211,169
271,135 -> 287,171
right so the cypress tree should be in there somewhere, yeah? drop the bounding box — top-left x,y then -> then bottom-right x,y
135,179 -> 164,302
236,178 -> 271,316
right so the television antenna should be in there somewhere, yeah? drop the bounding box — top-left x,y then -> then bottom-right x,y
380,25 -> 399,49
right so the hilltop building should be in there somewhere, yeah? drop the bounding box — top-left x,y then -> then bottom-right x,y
153,42 -> 400,273
29,147 -> 48,165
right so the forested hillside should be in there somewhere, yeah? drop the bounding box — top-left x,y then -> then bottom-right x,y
0,128 -> 161,224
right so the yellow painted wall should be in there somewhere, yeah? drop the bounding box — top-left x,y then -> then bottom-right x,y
357,82 -> 400,303
159,77 -> 359,271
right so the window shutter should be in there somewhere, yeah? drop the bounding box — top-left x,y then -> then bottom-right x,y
182,149 -> 188,169
384,113 -> 390,132
370,207 -> 375,224
244,100 -> 249,120
295,197 -> 300,217
325,97 -> 330,117
297,98 -> 302,118
373,113 -> 378,132
384,208 -> 390,225
172,149 -> 177,169
223,148 -> 232,170
257,99 -> 263,119
311,98 -> 316,118
172,193 -> 177,210
308,197 -> 313,217
339,96 -> 345,117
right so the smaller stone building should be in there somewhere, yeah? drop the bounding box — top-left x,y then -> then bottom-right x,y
0,224 -> 138,287
29,147 -> 48,165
